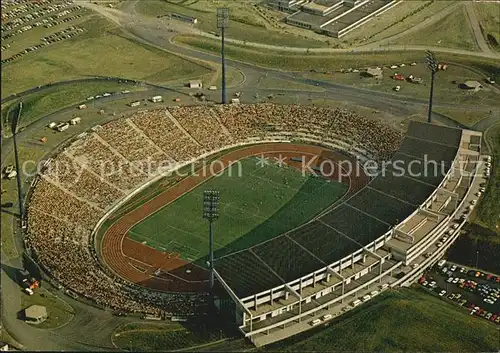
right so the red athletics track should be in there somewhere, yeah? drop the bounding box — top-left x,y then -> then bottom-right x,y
100,143 -> 370,293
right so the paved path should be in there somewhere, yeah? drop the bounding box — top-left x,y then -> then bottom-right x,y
464,1 -> 493,54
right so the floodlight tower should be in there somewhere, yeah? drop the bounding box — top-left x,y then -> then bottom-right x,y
425,50 -> 439,124
217,8 -> 229,104
12,102 -> 24,223
203,190 -> 220,291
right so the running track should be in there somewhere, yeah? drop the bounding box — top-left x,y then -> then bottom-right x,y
100,143 -> 369,293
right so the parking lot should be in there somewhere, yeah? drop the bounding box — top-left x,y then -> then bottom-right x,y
419,261 -> 500,325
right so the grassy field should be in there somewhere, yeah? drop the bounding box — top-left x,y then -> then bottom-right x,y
265,288 -> 499,352
474,2 -> 500,51
134,0 -> 327,48
1,81 -> 147,131
113,321 -> 226,352
1,16 -> 212,97
20,287 -> 75,329
304,63 -> 500,106
394,5 -> 479,51
173,35 -> 500,77
361,1 -> 455,44
128,157 -> 347,262
433,107 -> 497,128
474,123 -> 500,233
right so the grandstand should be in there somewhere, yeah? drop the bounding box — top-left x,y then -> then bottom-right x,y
212,121 -> 483,345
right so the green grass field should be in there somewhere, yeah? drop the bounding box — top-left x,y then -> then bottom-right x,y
1,81 -> 146,131
134,0 -> 327,48
1,17 -> 212,97
113,321 -> 227,352
21,287 -> 75,329
128,157 -> 347,262
475,123 -> 500,233
173,35 -> 500,77
393,5 -> 479,51
474,2 -> 500,51
264,288 -> 499,352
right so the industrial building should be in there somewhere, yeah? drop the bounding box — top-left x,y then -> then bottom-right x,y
270,0 -> 402,38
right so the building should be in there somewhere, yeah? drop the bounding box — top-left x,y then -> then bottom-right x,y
189,80 -> 203,89
363,67 -> 383,78
280,0 -> 402,38
24,305 -> 48,324
129,101 -> 141,107
462,81 -> 483,92
169,12 -> 198,24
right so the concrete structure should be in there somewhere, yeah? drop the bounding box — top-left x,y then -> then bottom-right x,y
279,0 -> 402,38
214,121 -> 483,346
363,67 -> 383,78
150,95 -> 163,103
24,305 -> 48,324
169,12 -> 197,24
189,80 -> 203,89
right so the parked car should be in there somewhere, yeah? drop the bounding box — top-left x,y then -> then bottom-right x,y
439,290 -> 446,296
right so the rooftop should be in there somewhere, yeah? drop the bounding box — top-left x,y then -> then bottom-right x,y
25,305 -> 47,319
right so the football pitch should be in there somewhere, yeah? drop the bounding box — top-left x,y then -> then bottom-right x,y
127,157 -> 348,264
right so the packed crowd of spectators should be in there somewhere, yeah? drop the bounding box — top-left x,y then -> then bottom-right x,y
26,103 -> 403,316
169,106 -> 233,151
130,110 -> 205,161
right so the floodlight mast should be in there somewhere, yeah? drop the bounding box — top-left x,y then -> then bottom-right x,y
217,8 -> 229,104
203,190 -> 220,291
426,50 -> 438,124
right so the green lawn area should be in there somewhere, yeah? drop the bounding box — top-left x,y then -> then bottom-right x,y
1,17 -> 212,97
474,2 -> 500,51
21,287 -> 75,329
134,0 -> 327,48
433,107 -> 495,128
390,5 -> 479,51
1,81 -> 146,131
128,157 -> 347,262
113,322 -> 225,351
173,35 -> 500,77
475,123 -> 500,233
304,63 -> 500,106
265,288 -> 499,352
363,1 -> 454,44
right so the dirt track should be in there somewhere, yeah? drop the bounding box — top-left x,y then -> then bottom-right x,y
100,143 -> 369,293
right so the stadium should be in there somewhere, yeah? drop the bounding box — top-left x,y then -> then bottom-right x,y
24,104 -> 484,346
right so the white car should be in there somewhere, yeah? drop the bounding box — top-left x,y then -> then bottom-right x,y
430,281 -> 437,288
102,93 -> 111,97
24,288 -> 34,295
479,187 -> 486,192
437,242 -> 443,248
451,265 -> 457,272
452,224 -> 459,229
453,277 -> 460,284
476,191 -> 482,197
447,277 -> 454,283
439,290 -> 446,296
471,199 -> 477,205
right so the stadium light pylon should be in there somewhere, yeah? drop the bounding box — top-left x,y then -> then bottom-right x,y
425,50 -> 438,124
217,8 -> 229,105
202,190 -> 220,291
